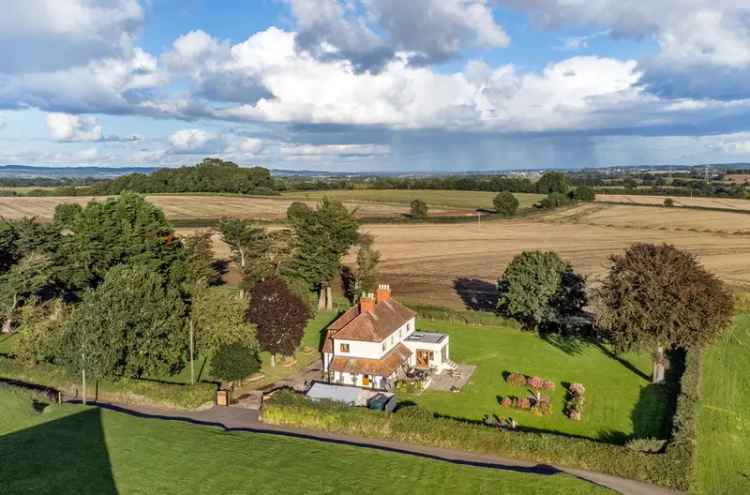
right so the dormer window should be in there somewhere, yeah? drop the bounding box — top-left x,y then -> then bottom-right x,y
340,343 -> 350,353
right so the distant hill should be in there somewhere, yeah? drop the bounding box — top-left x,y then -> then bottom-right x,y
0,165 -> 159,179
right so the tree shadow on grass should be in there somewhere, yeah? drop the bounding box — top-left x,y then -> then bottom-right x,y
452,277 -> 498,311
593,342 -> 651,382
0,408 -> 118,494
629,350 -> 685,441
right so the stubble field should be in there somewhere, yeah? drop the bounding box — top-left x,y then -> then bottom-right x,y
596,193 -> 750,211
180,201 -> 750,309
0,195 -> 441,221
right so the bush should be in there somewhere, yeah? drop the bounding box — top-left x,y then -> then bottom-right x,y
542,379 -> 556,391
573,186 -> 595,202
500,396 -> 513,408
569,383 -> 586,395
505,372 -> 527,387
664,198 -> 675,207
516,397 -> 531,410
410,199 -> 429,219
538,192 -> 574,209
626,437 -> 668,454
493,191 -> 519,216
527,376 -> 543,390
211,343 -> 261,386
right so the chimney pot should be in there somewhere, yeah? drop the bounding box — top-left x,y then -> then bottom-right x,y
376,284 -> 391,304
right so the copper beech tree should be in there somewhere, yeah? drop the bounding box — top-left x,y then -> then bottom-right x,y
595,243 -> 734,383
246,277 -> 310,367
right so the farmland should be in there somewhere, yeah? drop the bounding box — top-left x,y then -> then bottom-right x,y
177,200 -> 750,308
0,386 -> 608,495
596,193 -> 750,211
282,189 -> 544,210
0,194 -> 442,222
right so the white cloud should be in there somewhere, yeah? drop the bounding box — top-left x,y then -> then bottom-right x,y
168,129 -> 224,154
499,0 -> 750,99
0,0 -> 143,73
287,0 -> 509,71
280,143 -> 390,157
46,113 -> 103,142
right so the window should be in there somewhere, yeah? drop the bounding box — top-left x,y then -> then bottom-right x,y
340,343 -> 350,353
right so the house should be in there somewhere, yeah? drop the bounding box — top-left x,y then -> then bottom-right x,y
322,284 -> 452,390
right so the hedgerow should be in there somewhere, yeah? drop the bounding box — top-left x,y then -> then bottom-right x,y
0,358 -> 216,410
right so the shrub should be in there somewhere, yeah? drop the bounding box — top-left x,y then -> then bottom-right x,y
410,199 -> 429,219
527,376 -> 543,390
493,191 -> 519,217
626,438 -> 668,454
211,343 -> 261,386
664,198 -> 675,207
573,186 -> 595,202
505,372 -> 527,387
516,397 -> 531,410
500,396 -> 513,408
569,383 -> 586,396
542,379 -> 556,391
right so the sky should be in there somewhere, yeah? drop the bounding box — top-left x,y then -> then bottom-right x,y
2,1 -> 750,172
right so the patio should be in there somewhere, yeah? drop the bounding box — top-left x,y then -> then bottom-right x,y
426,364 -> 476,392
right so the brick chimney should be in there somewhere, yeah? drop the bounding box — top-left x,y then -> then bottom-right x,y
376,284 -> 391,304
359,292 -> 375,314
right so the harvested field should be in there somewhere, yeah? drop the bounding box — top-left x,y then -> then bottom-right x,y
543,203 -> 750,234
596,193 -> 750,211
282,189 -> 543,210
0,195 -> 444,221
185,209 -> 750,309
355,220 -> 750,308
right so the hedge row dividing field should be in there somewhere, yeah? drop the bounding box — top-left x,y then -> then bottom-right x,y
0,386 -> 610,495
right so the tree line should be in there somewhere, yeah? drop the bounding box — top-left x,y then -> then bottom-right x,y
0,192 -> 379,398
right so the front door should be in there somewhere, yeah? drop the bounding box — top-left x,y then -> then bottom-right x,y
416,350 -> 431,368
362,375 -> 370,386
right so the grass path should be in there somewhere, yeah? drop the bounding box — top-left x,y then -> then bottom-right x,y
693,314 -> 750,494
0,387 -> 610,495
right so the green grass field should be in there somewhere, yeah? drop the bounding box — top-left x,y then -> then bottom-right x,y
402,319 -> 673,442
693,313 -> 750,494
282,189 -> 544,211
0,387 -> 610,495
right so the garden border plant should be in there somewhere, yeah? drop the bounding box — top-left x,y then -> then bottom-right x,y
262,347 -> 703,490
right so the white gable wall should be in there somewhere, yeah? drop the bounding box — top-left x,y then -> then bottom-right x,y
332,317 -> 416,361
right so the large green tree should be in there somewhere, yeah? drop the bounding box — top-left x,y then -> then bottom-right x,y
211,343 -> 261,388
596,243 -> 734,383
410,199 -> 429,219
497,251 -> 586,332
288,198 -> 359,310
217,218 -> 269,297
246,277 -> 310,367
61,265 -> 187,378
0,252 -> 53,334
57,193 -> 185,292
535,172 -> 570,194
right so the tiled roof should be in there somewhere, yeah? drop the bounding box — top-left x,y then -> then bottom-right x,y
329,343 -> 412,377
329,298 -> 416,343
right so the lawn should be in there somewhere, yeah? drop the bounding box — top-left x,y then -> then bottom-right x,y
0,387 -> 611,495
282,189 -> 544,211
401,319 -> 674,442
692,313 -> 750,494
